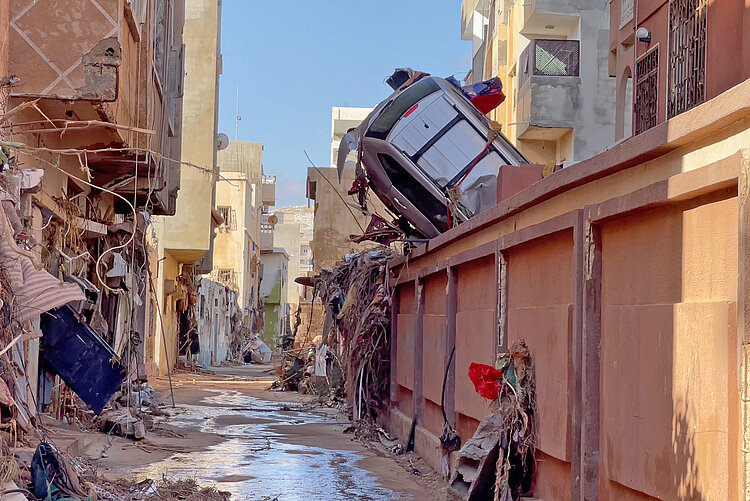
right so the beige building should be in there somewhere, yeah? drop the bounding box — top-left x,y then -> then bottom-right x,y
151,0 -> 223,374
461,0 -> 615,165
273,206 -> 314,297
211,141 -> 272,316
306,167 -> 376,271
0,0 -> 187,409
270,215 -> 301,306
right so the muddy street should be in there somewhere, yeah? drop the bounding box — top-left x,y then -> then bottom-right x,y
92,367 -> 447,501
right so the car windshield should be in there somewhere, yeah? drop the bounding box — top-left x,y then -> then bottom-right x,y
365,79 -> 441,140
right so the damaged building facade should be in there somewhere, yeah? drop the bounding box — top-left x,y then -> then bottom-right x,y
0,0 -> 187,425
207,140 -> 274,363
0,0 -> 264,436
381,1 -> 750,499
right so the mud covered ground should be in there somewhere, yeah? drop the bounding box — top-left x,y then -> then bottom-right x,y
60,365 -> 452,501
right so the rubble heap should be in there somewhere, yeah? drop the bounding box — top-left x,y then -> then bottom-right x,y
451,339 -> 537,501
278,247 -> 397,423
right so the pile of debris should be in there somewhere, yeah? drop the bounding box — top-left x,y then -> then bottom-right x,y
89,475 -> 231,501
276,248 -> 396,421
450,340 -> 537,501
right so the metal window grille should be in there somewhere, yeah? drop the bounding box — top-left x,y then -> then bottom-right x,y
518,40 -> 580,89
667,0 -> 707,119
217,206 -> 237,231
215,268 -> 237,288
635,48 -> 659,135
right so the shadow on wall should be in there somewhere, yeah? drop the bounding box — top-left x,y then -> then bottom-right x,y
672,399 -> 703,500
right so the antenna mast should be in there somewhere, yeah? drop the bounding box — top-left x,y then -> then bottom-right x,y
235,85 -> 241,141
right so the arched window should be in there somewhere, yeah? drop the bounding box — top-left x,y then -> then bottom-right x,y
616,66 -> 634,141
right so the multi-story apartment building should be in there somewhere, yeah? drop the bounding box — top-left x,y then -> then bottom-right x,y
610,0 -> 750,141
0,0 -> 186,405
150,0 -> 222,374
461,0 -> 616,165
330,107 -> 372,167
212,141 -> 271,316
259,247 -> 288,349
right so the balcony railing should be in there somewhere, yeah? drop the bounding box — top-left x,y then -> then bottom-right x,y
518,39 -> 580,89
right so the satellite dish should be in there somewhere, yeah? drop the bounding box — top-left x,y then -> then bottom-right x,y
268,215 -> 278,225
216,133 -> 230,151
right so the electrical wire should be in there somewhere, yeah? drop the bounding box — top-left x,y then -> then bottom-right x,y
18,150 -> 136,293
303,149 -> 365,233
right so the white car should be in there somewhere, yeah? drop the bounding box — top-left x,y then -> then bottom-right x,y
337,76 -> 527,238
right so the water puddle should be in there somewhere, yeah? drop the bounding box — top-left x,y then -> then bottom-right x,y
134,389 -> 406,500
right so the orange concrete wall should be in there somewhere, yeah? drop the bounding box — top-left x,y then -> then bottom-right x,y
422,273 -> 447,438
454,256 -> 496,439
507,230 -> 574,500
388,80 -> 750,496
599,199 -> 739,500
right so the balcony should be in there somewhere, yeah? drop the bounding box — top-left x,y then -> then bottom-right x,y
6,0 -> 184,215
516,40 -> 580,138
260,215 -> 275,251
261,174 -> 276,207
519,0 -> 581,38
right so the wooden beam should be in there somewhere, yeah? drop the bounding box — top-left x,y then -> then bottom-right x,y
496,248 -> 508,353
33,191 -> 107,237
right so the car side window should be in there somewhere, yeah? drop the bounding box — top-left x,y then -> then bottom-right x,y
378,154 -> 449,232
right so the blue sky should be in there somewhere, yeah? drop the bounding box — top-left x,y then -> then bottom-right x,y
217,1 -> 471,207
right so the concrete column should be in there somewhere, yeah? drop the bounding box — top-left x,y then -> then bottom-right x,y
413,278 -> 424,421
739,150 -> 750,500
445,267 -> 457,428
571,211 -> 585,500
581,219 -> 602,501
390,276 -> 400,406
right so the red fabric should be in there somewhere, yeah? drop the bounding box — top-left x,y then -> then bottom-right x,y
348,177 -> 367,196
470,91 -> 506,114
468,362 -> 504,400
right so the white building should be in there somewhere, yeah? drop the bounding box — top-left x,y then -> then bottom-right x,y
330,107 -> 372,167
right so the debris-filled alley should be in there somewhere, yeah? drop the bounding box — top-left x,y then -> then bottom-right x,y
2,0 -> 750,500
50,367 -> 446,501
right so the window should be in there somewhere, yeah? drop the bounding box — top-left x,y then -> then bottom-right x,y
667,0 -> 707,119
378,154 -> 449,231
366,79 -> 441,140
217,206 -> 237,231
216,268 -> 236,287
620,0 -> 634,27
635,48 -> 658,135
518,40 -> 580,90
153,0 -> 167,87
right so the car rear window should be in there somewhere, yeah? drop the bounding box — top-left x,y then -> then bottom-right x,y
366,79 -> 441,140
